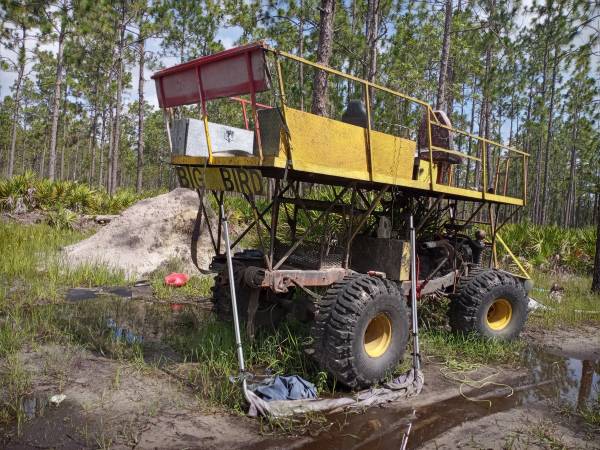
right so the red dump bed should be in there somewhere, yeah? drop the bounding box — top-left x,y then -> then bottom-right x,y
151,42 -> 269,108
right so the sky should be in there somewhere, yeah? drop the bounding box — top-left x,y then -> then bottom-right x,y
1,2 -> 597,117
0,24 -> 244,108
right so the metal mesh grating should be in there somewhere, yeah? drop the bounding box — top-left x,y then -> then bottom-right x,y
274,241 -> 343,269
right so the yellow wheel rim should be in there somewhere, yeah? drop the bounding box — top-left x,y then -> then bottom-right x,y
364,313 -> 392,358
486,298 -> 513,331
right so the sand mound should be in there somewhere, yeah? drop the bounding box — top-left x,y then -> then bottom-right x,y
63,188 -> 216,278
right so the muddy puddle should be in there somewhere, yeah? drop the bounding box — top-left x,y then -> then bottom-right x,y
292,348 -> 600,450
24,294 -> 600,449
60,291 -> 208,365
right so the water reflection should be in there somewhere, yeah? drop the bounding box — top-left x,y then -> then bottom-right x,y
278,346 -> 599,450
57,295 -> 205,363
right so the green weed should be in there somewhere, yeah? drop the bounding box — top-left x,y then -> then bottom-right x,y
0,222 -> 127,306
0,172 -> 165,218
578,393 -> 600,428
528,272 -> 600,328
167,316 -> 322,410
0,354 -> 32,433
421,330 -> 524,367
149,259 -> 214,301
499,222 -> 596,274
45,207 -> 78,230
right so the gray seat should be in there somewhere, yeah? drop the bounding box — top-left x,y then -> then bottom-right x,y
342,100 -> 371,128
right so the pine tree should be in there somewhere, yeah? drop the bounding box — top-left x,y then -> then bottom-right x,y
312,0 -> 336,116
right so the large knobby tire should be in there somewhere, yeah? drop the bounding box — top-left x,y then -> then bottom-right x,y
212,261 -> 287,328
449,268 -> 528,339
311,274 -> 410,389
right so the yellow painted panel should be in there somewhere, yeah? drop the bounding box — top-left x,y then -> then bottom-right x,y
433,183 -> 483,200
171,154 -> 285,168
284,107 -> 415,183
416,159 -> 438,184
169,110 -> 525,206
174,165 -> 266,195
370,129 -> 415,183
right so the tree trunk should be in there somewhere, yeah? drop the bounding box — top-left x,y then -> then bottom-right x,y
311,0 -> 336,116
483,47 -> 493,191
532,44 -> 548,224
436,0 -> 453,111
564,107 -> 579,227
107,103 -> 114,192
99,108 -> 107,188
592,194 -> 600,293
88,106 -> 98,184
464,90 -> 476,188
347,0 -> 357,95
540,47 -> 558,225
110,12 -> 126,195
298,0 -> 305,111
48,20 -> 66,181
7,25 -> 27,178
60,116 -> 67,180
136,36 -> 145,193
59,78 -> 68,180
365,0 -> 380,93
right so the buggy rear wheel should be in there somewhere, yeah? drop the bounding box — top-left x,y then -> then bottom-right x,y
310,274 -> 410,388
449,268 -> 528,339
211,261 -> 288,328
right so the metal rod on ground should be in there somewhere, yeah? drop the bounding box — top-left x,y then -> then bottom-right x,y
409,215 -> 421,371
221,204 -> 250,401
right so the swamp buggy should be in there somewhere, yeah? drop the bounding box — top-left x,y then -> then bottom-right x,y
151,42 -> 532,389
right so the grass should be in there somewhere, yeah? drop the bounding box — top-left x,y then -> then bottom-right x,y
166,315 -> 325,411
528,271 -> 600,328
0,221 -> 129,428
420,330 -> 524,368
556,389 -> 600,430
579,392 -> 600,429
0,217 -> 597,433
526,420 -> 571,449
149,259 -> 214,301
0,221 -> 127,307
499,222 -> 596,275
0,354 -> 31,433
0,172 -> 167,230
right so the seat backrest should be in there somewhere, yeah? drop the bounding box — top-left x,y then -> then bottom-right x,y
341,100 -> 370,128
417,110 -> 453,151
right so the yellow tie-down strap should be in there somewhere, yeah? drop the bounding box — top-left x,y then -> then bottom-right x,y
175,165 -> 265,196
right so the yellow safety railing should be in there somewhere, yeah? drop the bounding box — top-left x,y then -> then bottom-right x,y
268,47 -> 530,204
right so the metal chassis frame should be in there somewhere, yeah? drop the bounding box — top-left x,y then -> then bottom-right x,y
181,47 -> 532,289
198,174 -> 530,300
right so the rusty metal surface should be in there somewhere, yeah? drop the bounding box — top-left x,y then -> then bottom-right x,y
350,236 -> 409,281
260,268 -> 352,293
399,270 -> 457,297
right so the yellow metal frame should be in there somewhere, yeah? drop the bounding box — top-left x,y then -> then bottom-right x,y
268,47 -> 529,206
170,46 -> 529,207
165,43 -> 531,279
495,233 -> 531,279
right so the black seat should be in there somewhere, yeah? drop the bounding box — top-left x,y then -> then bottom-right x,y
342,100 -> 370,128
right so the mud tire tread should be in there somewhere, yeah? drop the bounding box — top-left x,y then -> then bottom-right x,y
310,274 -> 408,389
449,267 -> 528,339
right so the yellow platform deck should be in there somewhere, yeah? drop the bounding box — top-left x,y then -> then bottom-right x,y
171,105 -> 525,207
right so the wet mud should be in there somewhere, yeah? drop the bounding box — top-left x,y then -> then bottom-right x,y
291,346 -> 599,449
2,296 -> 599,449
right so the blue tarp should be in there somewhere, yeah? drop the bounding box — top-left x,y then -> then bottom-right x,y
253,375 -> 318,401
